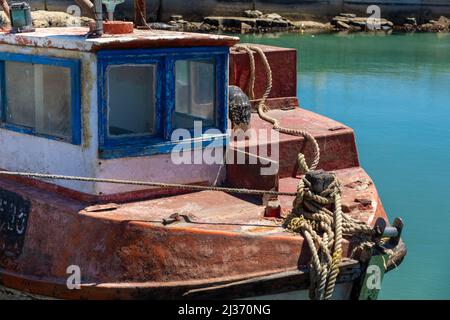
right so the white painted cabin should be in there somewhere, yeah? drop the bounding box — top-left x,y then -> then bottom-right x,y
0,27 -> 238,197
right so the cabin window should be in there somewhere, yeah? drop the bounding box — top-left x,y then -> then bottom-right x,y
98,47 -> 228,159
99,56 -> 163,150
5,62 -> 72,139
107,64 -> 157,137
174,59 -> 216,130
0,53 -> 81,144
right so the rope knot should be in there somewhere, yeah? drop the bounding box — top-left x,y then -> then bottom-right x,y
285,170 -> 344,300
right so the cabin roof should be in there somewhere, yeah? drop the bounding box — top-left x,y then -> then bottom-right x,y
0,27 -> 240,52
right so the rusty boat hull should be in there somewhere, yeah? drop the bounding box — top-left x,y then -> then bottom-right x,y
0,105 -> 406,299
0,26 -> 406,299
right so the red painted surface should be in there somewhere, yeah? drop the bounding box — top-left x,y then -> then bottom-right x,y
100,21 -> 134,35
225,147 -> 279,192
264,199 -> 282,218
230,44 -> 297,100
0,172 -> 211,204
226,106 -> 359,190
0,165 -> 384,299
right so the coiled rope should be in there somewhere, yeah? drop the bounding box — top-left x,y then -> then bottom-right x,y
285,174 -> 374,299
232,44 -> 374,299
0,171 -> 298,197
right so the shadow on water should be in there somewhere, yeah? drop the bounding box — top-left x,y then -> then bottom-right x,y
239,32 -> 450,299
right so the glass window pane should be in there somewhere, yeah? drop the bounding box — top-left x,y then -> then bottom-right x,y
40,65 -> 71,138
107,65 -> 156,137
5,61 -> 35,128
5,61 -> 72,139
174,59 -> 216,130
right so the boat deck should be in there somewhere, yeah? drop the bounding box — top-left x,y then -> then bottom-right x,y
0,163 -> 381,299
81,167 -> 382,235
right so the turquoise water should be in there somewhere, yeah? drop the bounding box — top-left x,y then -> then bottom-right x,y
239,32 -> 450,299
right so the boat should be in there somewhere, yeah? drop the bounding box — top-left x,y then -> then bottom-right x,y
0,1 -> 406,300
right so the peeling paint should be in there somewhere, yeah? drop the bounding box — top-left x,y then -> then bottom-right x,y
0,28 -> 239,52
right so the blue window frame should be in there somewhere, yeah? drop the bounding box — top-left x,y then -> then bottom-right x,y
0,52 -> 81,144
98,54 -> 165,149
98,46 -> 229,159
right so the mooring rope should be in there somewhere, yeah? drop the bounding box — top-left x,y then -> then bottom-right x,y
285,174 -> 374,299
232,44 -> 374,299
232,44 -> 320,172
0,170 -> 299,197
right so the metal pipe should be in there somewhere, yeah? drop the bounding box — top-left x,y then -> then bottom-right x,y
93,0 -> 103,36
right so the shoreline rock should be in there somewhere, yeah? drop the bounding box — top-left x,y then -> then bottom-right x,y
170,12 -> 298,33
32,10 -> 93,28
0,9 -> 447,35
331,13 -> 394,31
163,11 -> 450,34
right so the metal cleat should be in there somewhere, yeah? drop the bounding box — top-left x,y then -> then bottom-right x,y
373,217 -> 404,248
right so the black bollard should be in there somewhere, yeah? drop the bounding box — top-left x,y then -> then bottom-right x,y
304,170 -> 335,194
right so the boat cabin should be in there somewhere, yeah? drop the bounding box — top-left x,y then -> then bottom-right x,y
0,27 -> 239,199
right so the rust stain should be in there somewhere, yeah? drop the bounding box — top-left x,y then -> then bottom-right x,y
354,198 -> 373,210
345,179 -> 373,190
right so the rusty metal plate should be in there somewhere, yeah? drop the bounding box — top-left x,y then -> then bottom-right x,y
0,189 -> 31,257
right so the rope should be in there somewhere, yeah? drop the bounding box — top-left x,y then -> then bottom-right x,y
135,0 -> 153,30
286,174 -> 374,300
0,170 -> 298,197
235,45 -> 256,100
233,44 -> 374,300
232,44 -> 320,172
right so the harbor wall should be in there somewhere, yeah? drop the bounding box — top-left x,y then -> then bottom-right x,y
28,0 -> 450,23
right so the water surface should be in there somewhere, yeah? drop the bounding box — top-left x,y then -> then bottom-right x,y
239,32 -> 450,299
